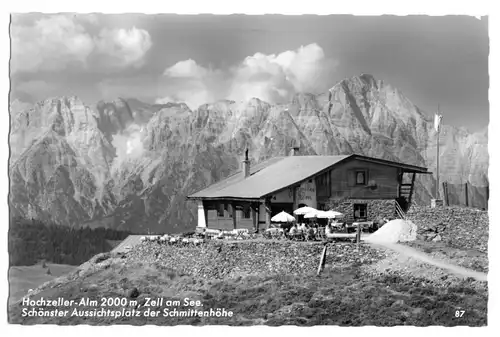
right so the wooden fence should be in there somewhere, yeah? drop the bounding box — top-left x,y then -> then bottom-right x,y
441,181 -> 489,210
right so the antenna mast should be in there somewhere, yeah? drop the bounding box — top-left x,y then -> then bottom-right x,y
436,104 -> 441,200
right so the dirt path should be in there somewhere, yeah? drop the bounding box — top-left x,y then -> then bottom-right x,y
368,242 -> 488,282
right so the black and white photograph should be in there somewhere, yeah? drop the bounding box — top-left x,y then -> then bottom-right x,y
3,1 -> 496,330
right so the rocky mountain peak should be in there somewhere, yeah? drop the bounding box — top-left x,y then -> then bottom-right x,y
156,102 -> 191,111
245,97 -> 268,108
9,76 -> 489,233
10,96 -> 102,159
359,73 -> 379,87
9,99 -> 33,115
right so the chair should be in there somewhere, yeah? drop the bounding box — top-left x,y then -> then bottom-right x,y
294,230 -> 305,241
234,228 -> 249,240
316,227 -> 326,241
305,228 -> 316,241
332,222 -> 347,233
263,230 -> 273,240
276,228 -> 284,238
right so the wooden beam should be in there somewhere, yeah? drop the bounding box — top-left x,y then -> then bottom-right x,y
326,232 -> 357,239
465,181 -> 469,207
264,199 -> 271,229
408,173 -> 416,205
356,223 -> 361,246
232,202 -> 237,229
397,169 -> 406,198
251,203 -> 257,231
317,244 -> 328,276
354,156 -> 429,173
189,197 -> 261,202
202,200 -> 209,228
216,203 -> 220,228
442,182 -> 449,206
256,204 -> 261,233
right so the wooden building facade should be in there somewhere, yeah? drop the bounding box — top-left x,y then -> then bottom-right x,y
188,151 -> 430,231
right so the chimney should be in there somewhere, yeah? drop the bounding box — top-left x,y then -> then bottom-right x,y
242,148 -> 250,178
289,146 -> 300,156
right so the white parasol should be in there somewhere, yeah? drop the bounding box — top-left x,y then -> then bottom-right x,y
304,210 -> 327,219
293,206 -> 318,216
304,212 -> 318,219
271,211 -> 296,223
317,210 -> 344,219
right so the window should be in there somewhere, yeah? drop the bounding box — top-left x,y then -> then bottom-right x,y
242,204 -> 251,219
217,203 -> 224,217
225,204 -> 232,218
236,205 -> 251,219
355,170 -> 367,185
353,204 -> 367,220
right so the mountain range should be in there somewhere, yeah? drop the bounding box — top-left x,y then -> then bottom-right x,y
8,74 -> 489,233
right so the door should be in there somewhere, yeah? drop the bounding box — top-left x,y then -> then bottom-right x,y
353,203 -> 368,221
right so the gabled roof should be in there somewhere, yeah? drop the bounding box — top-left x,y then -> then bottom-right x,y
187,154 -> 429,200
188,156 -> 286,199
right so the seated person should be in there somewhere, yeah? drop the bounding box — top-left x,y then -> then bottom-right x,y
289,225 -> 298,236
332,221 -> 346,232
307,226 -> 315,239
324,223 -> 335,237
281,222 -> 293,231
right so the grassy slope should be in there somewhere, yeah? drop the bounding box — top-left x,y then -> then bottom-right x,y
8,263 -> 76,305
8,257 -> 487,326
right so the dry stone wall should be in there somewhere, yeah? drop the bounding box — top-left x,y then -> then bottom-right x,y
126,241 -> 388,280
329,199 -> 396,221
406,206 -> 489,252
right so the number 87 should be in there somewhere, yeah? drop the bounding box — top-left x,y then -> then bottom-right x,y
455,310 -> 465,317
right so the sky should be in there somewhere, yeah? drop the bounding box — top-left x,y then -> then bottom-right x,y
9,14 -> 489,131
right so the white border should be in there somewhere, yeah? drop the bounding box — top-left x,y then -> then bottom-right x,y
1,1 -> 497,337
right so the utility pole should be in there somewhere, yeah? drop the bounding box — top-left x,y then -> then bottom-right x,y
435,105 -> 443,200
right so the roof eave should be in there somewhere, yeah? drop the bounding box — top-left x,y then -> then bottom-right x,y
186,196 -> 262,202
353,155 -> 429,173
